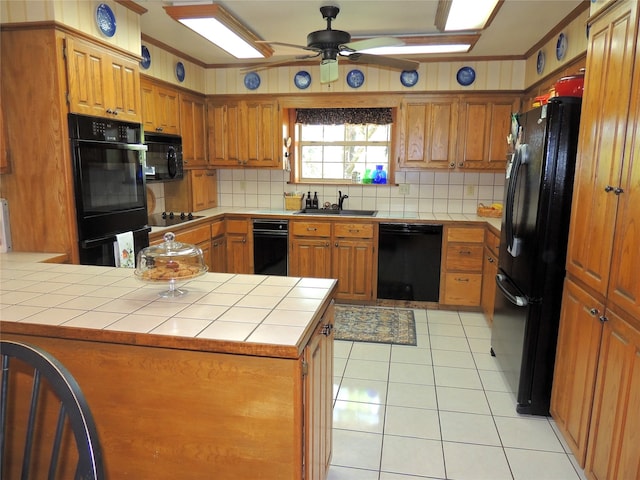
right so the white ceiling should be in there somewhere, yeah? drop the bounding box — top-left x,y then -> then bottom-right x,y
137,0 -> 585,67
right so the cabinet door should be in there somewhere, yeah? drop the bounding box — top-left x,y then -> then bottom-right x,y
290,238 -> 331,278
211,235 -> 227,273
191,170 -> 209,211
607,50 -> 640,320
458,97 -> 517,170
332,239 -> 374,301
207,102 -> 241,166
226,233 -> 251,273
180,92 -> 207,167
107,53 -> 141,122
566,1 -> 638,296
481,246 -> 498,323
65,36 -> 108,118
304,304 -> 334,480
585,307 -> 640,480
140,80 -> 156,133
550,278 -> 605,465
399,97 -> 458,169
155,86 -> 180,135
244,101 -> 280,168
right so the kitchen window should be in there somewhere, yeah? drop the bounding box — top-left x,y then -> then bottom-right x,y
293,108 -> 393,184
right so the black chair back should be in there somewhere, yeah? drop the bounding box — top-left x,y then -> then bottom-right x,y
1,340 -> 104,479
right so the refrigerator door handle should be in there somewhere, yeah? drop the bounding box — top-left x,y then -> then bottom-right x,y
505,144 -> 529,258
496,273 -> 529,307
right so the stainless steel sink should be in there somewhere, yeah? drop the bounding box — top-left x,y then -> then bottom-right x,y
295,209 -> 377,217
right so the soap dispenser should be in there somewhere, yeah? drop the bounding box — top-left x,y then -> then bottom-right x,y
305,191 -> 312,209
312,192 -> 319,209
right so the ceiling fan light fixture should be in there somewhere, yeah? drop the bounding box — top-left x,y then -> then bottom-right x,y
164,4 -> 273,59
435,0 -> 501,32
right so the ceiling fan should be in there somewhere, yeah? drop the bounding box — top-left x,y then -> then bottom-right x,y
246,5 -> 419,84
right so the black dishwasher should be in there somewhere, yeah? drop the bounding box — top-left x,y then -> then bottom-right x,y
252,219 -> 288,276
377,223 -> 443,301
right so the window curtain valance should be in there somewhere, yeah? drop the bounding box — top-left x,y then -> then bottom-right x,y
295,107 -> 393,125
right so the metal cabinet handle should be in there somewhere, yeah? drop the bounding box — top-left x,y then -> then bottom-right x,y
449,162 -> 455,168
458,162 -> 464,167
325,242 -> 330,247
604,185 -> 614,192
242,237 -> 246,243
307,227 -> 317,231
487,257 -> 494,263
155,127 -> 163,132
335,242 -> 338,247
459,250 -> 472,255
614,187 -> 624,195
349,229 -> 360,233
589,308 -> 599,316
455,277 -> 469,282
321,324 -> 333,336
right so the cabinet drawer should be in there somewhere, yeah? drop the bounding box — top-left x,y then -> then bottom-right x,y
445,244 -> 483,271
291,221 -> 331,237
175,224 -> 211,245
211,220 -> 225,238
334,223 -> 373,239
443,273 -> 482,306
226,219 -> 249,234
447,227 -> 484,243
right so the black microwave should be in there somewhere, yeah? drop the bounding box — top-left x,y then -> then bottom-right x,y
144,133 -> 183,182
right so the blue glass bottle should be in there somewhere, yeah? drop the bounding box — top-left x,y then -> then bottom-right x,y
372,165 -> 387,184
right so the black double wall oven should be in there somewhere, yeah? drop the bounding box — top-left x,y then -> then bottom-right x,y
69,113 -> 150,266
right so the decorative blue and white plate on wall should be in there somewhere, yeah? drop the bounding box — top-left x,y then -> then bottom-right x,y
556,33 -> 568,61
537,50 -> 545,75
140,45 -> 151,70
244,72 -> 261,90
175,62 -> 185,82
456,66 -> 475,86
96,3 -> 116,38
400,70 -> 419,87
346,69 -> 365,88
294,71 -> 311,89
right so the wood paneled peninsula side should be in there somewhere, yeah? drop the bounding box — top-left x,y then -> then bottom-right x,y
0,257 -> 336,480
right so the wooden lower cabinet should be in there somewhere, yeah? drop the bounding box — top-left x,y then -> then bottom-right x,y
551,278 -> 640,479
550,278 -> 604,464
304,303 -> 334,479
225,217 -> 252,273
150,222 -> 212,271
584,306 -> 640,480
441,226 -> 484,306
3,301 -> 335,479
289,220 -> 374,301
481,227 -> 500,323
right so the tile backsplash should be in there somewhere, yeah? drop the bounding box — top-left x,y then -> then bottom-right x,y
148,170 -> 506,215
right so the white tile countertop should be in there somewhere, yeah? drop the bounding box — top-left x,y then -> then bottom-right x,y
0,257 -> 337,359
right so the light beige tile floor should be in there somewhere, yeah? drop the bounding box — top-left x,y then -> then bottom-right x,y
328,309 -> 588,480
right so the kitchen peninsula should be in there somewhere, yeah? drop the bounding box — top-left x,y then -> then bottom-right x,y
0,255 -> 336,480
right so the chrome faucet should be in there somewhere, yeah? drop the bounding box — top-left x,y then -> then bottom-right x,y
338,191 -> 349,210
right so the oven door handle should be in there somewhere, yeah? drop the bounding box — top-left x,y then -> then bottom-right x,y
81,227 -> 151,248
72,139 -> 148,151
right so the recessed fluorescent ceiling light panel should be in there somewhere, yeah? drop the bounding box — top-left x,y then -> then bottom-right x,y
164,4 -> 273,59
359,44 -> 471,55
441,0 -> 500,31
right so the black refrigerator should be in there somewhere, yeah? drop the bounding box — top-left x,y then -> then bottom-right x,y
491,97 -> 581,415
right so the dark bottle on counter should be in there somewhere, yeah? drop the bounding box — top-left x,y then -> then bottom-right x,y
312,192 -> 319,209
306,191 -> 312,209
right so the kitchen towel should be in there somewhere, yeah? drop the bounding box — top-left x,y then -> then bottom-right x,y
114,231 -> 135,268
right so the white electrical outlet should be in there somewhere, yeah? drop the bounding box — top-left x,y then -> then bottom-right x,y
399,184 -> 410,195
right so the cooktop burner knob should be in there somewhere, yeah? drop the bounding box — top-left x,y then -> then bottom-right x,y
161,211 -> 168,218
188,212 -> 194,220
168,212 -> 174,218
180,212 -> 186,219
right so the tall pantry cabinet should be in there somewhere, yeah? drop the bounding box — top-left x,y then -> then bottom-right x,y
550,2 -> 640,479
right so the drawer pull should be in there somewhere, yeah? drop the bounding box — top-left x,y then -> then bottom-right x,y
455,277 -> 469,282
307,227 -> 317,231
459,250 -> 472,255
349,229 -> 360,233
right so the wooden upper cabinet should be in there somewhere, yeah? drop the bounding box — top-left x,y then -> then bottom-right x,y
140,78 -> 179,135
457,96 -> 519,170
398,96 -> 458,169
207,98 -> 280,168
65,36 -> 140,122
566,0 -> 638,298
244,100 -> 280,167
179,92 -> 207,167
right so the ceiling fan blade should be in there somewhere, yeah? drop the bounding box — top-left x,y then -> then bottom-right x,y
320,60 -> 339,84
347,53 -> 419,71
240,53 -> 321,73
256,41 -> 319,53
342,37 -> 404,52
